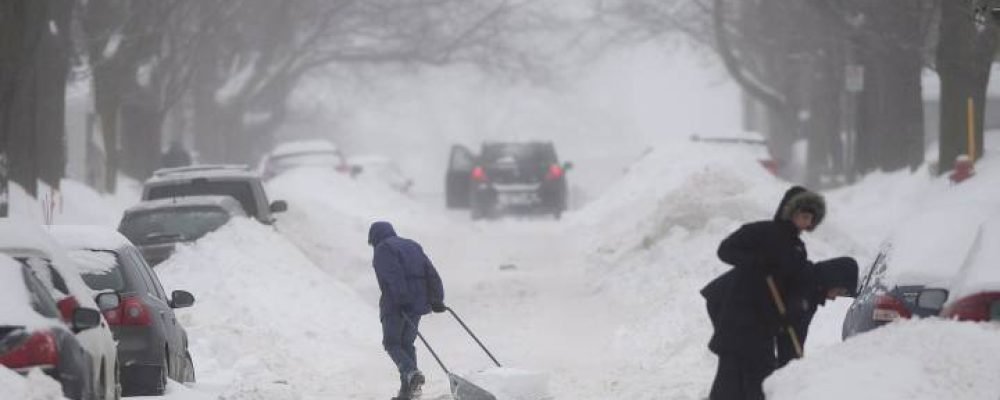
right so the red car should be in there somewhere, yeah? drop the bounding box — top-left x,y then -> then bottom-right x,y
940,219 -> 1000,322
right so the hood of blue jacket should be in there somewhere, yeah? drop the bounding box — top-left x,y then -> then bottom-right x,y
368,221 -> 397,246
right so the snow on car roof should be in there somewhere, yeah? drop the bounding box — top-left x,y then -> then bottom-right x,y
946,217 -> 1000,301
0,254 -> 57,328
67,250 -> 118,275
145,165 -> 260,185
885,206 -> 999,287
0,220 -> 101,309
269,140 -> 339,158
46,225 -> 133,251
0,218 -> 65,257
123,195 -> 247,216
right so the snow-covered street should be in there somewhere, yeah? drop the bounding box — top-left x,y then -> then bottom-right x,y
65,132 -> 985,400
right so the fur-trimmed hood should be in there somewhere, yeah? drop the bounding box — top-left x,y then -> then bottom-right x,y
779,190 -> 826,230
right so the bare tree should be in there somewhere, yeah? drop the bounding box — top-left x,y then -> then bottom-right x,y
188,0 -> 553,165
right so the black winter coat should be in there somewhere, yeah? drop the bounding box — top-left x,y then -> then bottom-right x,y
702,187 -> 817,360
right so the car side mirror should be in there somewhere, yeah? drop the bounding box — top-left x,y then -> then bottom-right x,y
72,308 -> 102,333
563,161 -> 574,171
269,200 -> 288,213
170,290 -> 195,309
95,292 -> 121,311
917,288 -> 948,310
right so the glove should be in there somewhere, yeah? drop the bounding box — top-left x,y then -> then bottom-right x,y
431,302 -> 447,313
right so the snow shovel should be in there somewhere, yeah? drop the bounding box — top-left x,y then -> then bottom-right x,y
766,275 -> 803,358
401,308 -> 502,400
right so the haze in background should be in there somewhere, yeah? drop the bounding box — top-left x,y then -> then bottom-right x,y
282,44 -> 741,203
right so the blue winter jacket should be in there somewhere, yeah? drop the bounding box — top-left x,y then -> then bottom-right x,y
369,221 -> 445,316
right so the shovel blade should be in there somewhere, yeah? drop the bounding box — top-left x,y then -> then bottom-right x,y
449,373 -> 497,400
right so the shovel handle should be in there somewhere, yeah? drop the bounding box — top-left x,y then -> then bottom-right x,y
766,276 -> 803,358
446,307 -> 503,368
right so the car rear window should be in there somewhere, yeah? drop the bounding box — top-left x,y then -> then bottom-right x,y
66,250 -> 127,292
120,206 -> 231,244
481,143 -> 557,166
146,180 -> 257,217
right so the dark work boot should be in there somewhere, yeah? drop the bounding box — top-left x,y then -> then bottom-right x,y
406,370 -> 425,399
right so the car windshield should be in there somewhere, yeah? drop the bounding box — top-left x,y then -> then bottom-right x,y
481,144 -> 557,166
66,250 -> 126,292
146,180 -> 256,217
120,206 -> 231,244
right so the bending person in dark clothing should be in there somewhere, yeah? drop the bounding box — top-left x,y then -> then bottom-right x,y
775,256 -> 859,368
701,186 -> 825,400
369,221 -> 447,400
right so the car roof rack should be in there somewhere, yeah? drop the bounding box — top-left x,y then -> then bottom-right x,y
152,164 -> 251,177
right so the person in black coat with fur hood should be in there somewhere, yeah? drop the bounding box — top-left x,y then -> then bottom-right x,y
701,186 -> 826,400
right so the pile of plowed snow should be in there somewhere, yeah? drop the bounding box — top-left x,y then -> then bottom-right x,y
0,368 -> 66,400
767,319 -> 1000,399
572,135 -> 1000,399
154,218 -> 387,399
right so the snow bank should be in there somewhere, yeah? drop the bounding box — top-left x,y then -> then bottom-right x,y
154,218 -> 386,398
767,319 -> 1000,400
8,177 -> 138,226
267,167 -> 451,286
0,368 -> 67,400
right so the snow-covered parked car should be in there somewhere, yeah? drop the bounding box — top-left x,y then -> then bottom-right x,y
260,139 -> 358,180
48,226 -> 196,397
142,164 -> 287,224
0,253 -> 104,400
940,216 -> 1000,322
348,154 -> 414,194
0,220 -> 121,400
842,201 -> 999,339
118,195 -> 247,266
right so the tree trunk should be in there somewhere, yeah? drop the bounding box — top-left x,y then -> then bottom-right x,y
1,0 -> 71,197
854,1 -> 926,173
119,92 -> 165,179
936,0 -> 998,174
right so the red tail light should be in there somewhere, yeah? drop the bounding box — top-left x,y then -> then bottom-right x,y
471,166 -> 488,182
104,296 -> 152,326
56,296 -> 80,322
0,331 -> 59,370
545,164 -> 564,180
873,295 -> 912,322
942,293 -> 1000,322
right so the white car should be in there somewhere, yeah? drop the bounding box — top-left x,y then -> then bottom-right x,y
348,155 -> 414,194
0,220 -> 120,400
260,139 -> 357,179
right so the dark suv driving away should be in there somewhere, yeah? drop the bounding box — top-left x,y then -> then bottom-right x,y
446,142 -> 571,220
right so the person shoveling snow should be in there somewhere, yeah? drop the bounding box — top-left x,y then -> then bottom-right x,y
369,221 -> 447,400
701,187 -> 858,399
